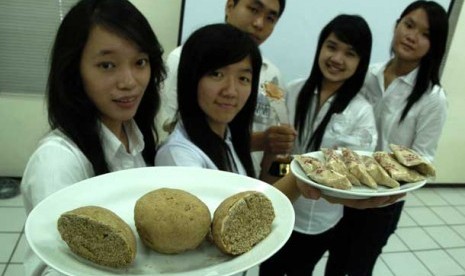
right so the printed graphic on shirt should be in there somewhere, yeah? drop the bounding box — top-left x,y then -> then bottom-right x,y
254,78 -> 281,128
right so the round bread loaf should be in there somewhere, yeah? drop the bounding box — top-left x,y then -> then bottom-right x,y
134,188 -> 211,254
57,205 -> 136,268
211,191 -> 275,255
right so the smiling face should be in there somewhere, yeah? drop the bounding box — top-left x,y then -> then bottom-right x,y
80,25 -> 151,134
197,56 -> 253,137
225,0 -> 280,45
393,8 -> 431,65
318,32 -> 361,87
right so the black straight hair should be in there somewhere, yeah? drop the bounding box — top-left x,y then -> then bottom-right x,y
47,0 -> 165,175
294,14 -> 372,151
177,23 -> 262,177
395,0 -> 449,122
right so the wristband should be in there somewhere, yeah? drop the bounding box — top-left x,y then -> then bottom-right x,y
268,161 -> 290,177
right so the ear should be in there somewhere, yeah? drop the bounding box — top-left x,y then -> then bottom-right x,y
225,0 -> 235,19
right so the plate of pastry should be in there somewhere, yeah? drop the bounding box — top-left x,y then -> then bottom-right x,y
290,144 -> 434,199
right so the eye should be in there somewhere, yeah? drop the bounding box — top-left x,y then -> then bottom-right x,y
346,50 -> 358,58
325,43 -> 336,51
136,58 -> 149,67
267,15 -> 277,24
208,70 -> 223,79
97,62 -> 115,70
239,75 -> 252,85
403,20 -> 414,29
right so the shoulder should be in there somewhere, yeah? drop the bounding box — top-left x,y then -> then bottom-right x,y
420,84 -> 448,109
168,45 -> 183,59
165,45 -> 183,69
261,57 -> 282,83
156,124 -> 202,159
346,94 -> 375,116
26,130 -> 90,169
286,78 -> 306,92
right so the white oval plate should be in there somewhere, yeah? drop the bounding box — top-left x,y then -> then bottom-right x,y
25,166 -> 294,276
290,151 -> 427,199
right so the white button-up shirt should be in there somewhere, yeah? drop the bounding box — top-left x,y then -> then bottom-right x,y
286,78 -> 377,234
360,62 -> 448,162
155,121 -> 247,176
21,119 -> 146,276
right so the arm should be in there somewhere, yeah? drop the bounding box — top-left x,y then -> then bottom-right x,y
21,140 -> 91,214
272,173 -> 322,202
411,87 -> 448,162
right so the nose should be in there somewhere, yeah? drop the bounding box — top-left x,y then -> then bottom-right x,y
252,16 -> 264,30
222,77 -> 238,97
331,51 -> 344,64
117,67 -> 136,90
406,28 -> 419,43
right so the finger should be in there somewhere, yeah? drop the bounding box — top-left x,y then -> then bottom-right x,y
297,182 -> 321,199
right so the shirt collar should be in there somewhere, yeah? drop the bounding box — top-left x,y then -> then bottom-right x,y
377,61 -> 419,88
100,119 -> 145,159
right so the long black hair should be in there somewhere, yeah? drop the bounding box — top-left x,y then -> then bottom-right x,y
395,0 -> 449,122
177,23 -> 262,177
294,14 -> 372,151
47,0 -> 165,175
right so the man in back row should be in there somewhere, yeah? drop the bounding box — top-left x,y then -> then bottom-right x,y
158,0 -> 297,178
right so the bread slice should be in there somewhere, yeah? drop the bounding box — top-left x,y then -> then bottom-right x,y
57,206 -> 136,268
211,191 -> 275,255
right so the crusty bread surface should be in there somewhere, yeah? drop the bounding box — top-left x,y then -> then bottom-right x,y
57,205 -> 136,268
134,188 -> 211,254
211,191 -> 275,255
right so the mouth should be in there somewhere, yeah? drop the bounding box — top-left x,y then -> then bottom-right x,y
400,42 -> 414,51
216,102 -> 236,109
113,96 -> 138,103
113,95 -> 139,109
326,62 -> 343,74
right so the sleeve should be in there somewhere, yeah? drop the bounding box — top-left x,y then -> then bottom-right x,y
411,86 -> 448,162
21,141 -> 91,213
159,48 -> 182,128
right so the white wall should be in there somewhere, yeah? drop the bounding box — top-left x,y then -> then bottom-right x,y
0,0 -> 463,183
434,1 -> 465,183
181,0 -> 451,84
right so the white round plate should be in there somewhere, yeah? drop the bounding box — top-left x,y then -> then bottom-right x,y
290,150 -> 427,199
25,166 -> 294,276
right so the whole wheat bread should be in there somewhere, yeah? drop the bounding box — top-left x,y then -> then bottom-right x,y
57,205 -> 136,268
211,191 -> 275,255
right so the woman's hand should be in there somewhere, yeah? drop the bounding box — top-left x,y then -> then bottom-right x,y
296,180 -> 322,200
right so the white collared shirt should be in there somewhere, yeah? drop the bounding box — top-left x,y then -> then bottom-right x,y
155,121 -> 247,176
360,62 -> 448,162
159,45 -> 283,176
21,119 -> 146,276
286,78 -> 377,234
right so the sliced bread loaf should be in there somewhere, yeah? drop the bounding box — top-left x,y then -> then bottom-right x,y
57,205 -> 136,268
211,191 -> 275,255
